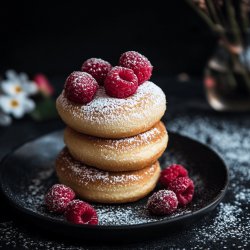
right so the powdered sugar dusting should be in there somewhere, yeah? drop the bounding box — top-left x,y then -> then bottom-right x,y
147,190 -> 178,215
44,184 -> 75,213
166,111 -> 250,249
0,95 -> 249,249
58,81 -> 166,125
92,124 -> 164,151
119,51 -> 153,84
58,149 -> 157,186
104,66 -> 138,98
81,58 -> 112,85
0,126 -> 232,248
64,71 -> 98,104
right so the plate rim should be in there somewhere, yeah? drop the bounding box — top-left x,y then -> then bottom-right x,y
0,130 -> 229,231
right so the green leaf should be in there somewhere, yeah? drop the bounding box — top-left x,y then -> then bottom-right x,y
30,97 -> 58,121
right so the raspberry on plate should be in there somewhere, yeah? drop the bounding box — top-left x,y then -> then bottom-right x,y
44,184 -> 75,213
81,58 -> 112,85
147,190 -> 178,215
65,199 -> 98,225
119,51 -> 153,85
160,164 -> 188,188
168,177 -> 194,206
64,71 -> 98,104
104,66 -> 138,98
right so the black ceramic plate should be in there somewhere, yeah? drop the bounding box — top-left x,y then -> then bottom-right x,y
0,131 -> 229,242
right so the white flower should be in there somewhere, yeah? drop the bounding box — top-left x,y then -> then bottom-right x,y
0,95 -> 35,119
1,70 -> 38,97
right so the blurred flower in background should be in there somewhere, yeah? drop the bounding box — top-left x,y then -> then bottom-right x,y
33,73 -> 54,97
0,70 -> 37,126
0,95 -> 35,118
0,70 -> 57,126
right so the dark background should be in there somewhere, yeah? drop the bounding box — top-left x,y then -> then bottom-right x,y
1,2 -> 250,249
0,1 -> 217,78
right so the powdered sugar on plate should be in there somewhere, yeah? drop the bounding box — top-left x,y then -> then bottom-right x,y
1,130 -> 210,227
0,108 -> 249,248
165,112 -> 250,249
8,138 -> 197,226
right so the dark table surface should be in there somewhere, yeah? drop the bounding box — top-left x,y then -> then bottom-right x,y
0,77 -> 249,249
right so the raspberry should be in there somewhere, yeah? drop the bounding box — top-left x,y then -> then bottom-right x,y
160,164 -> 188,188
81,58 -> 112,85
44,184 -> 75,213
119,51 -> 153,85
147,190 -> 178,215
168,177 -> 194,206
65,200 -> 98,225
64,71 -> 98,104
104,66 -> 138,98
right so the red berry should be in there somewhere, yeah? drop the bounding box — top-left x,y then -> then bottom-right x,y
160,164 -> 188,188
44,184 -> 75,213
81,58 -> 112,85
64,71 -> 98,104
168,177 -> 194,206
147,190 -> 178,215
104,66 -> 138,98
119,51 -> 153,85
65,200 -> 98,225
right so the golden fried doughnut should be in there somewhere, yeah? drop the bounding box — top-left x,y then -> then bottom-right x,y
64,121 -> 168,172
56,81 -> 166,138
56,148 -> 161,203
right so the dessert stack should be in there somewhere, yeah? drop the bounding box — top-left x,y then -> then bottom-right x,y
56,51 -> 168,203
